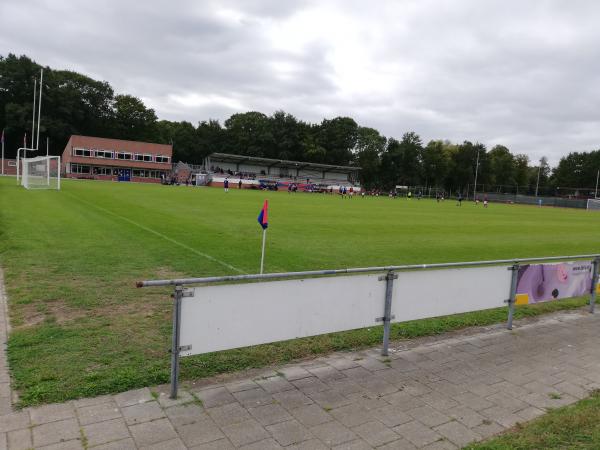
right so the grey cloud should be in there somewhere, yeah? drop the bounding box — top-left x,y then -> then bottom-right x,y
2,0 -> 600,164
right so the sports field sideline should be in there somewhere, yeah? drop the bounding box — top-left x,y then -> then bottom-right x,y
0,177 -> 599,406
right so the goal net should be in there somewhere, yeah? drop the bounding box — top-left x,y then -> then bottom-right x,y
587,199 -> 600,211
21,156 -> 61,190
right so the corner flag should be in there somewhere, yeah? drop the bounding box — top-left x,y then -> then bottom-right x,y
257,200 -> 269,230
258,200 -> 269,274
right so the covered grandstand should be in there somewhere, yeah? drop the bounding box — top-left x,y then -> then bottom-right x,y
199,153 -> 361,191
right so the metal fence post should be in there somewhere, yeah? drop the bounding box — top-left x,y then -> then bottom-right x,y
506,264 -> 519,330
589,257 -> 600,314
170,285 -> 183,399
381,270 -> 397,356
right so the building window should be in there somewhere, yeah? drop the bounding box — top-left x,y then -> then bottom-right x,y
73,148 -> 92,157
155,155 -> 170,163
93,167 -> 113,176
71,164 -> 90,174
134,154 -> 154,162
116,152 -> 132,160
133,169 -> 150,177
95,150 -> 114,159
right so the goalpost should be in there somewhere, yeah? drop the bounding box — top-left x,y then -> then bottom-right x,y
21,155 -> 61,190
587,199 -> 600,211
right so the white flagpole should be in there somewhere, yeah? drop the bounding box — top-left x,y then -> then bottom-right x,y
36,68 -> 43,150
46,137 -> 50,186
31,78 -> 36,153
260,228 -> 267,274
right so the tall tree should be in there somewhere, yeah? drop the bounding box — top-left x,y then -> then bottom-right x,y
317,117 -> 358,165
445,141 -> 487,193
380,132 -> 423,188
269,111 -> 307,161
513,154 -> 530,190
354,127 -> 386,188
156,120 -> 199,163
111,94 -> 158,141
196,119 -> 225,161
224,111 -> 274,157
487,145 -> 515,187
421,140 -> 450,188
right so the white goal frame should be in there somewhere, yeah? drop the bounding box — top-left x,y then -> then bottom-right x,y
587,199 -> 600,211
21,155 -> 61,190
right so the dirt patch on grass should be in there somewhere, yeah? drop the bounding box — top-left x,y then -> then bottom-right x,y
17,296 -> 168,328
10,266 -> 184,329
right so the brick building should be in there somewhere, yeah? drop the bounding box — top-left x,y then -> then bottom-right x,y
61,135 -> 172,183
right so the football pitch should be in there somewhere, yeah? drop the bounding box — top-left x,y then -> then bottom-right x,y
1,177 -> 599,405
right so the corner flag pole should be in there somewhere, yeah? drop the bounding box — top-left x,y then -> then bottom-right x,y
257,199 -> 269,274
260,228 -> 267,274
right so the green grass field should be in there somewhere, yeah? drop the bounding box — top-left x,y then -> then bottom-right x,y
0,176 -> 599,406
467,390 -> 600,449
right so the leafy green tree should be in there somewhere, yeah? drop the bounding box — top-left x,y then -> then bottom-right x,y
196,119 -> 225,160
487,145 -> 515,187
111,94 -> 158,141
380,132 -> 423,188
445,141 -> 487,193
156,120 -> 199,163
224,111 -> 274,157
354,127 -> 386,188
513,154 -> 530,190
269,111 -> 307,161
552,150 -> 600,189
317,117 -> 358,165
422,140 -> 450,188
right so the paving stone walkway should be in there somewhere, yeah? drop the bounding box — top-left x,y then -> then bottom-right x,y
1,270 -> 600,448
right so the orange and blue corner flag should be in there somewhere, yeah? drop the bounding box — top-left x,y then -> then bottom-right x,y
257,200 -> 269,230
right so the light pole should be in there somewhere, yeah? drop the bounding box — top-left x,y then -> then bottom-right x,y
535,165 -> 541,197
473,148 -> 480,201
595,169 -> 599,199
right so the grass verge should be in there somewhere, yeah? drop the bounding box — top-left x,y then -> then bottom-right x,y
8,295 -> 588,407
466,390 -> 600,449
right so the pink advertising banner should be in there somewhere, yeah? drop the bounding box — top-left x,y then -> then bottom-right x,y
515,261 -> 593,305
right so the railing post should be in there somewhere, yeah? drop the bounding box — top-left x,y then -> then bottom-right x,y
589,257 -> 600,313
506,264 -> 519,330
381,270 -> 397,356
170,285 -> 183,399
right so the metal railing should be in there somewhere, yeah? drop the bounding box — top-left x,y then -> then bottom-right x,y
137,254 -> 600,398
137,254 -> 600,288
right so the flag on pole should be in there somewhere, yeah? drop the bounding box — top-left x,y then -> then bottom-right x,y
257,200 -> 269,229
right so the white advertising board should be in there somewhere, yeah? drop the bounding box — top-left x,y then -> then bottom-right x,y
391,265 -> 512,322
179,274 -> 386,356
178,265 -> 513,357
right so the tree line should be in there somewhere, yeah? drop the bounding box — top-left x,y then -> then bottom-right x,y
1,54 -> 599,194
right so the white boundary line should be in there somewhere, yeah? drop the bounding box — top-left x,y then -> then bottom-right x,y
65,192 -> 245,274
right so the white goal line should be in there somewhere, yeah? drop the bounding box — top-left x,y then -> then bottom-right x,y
66,193 -> 245,274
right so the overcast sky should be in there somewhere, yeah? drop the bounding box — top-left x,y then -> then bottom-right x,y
2,0 -> 600,164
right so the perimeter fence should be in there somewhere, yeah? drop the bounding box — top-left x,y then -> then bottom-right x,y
138,254 -> 600,398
